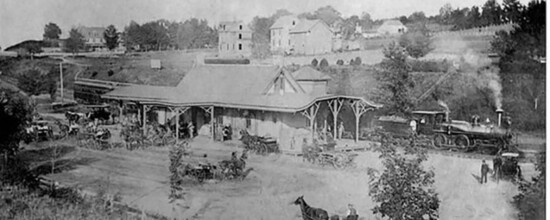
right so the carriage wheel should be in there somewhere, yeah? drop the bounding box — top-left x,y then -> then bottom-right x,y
333,154 -> 346,169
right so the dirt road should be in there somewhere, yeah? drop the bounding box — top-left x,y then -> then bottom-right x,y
44,136 -> 533,220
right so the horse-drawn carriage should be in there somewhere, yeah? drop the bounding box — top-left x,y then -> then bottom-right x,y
181,150 -> 253,183
302,141 -> 358,169
77,127 -> 112,150
240,130 -> 280,155
24,120 -> 54,143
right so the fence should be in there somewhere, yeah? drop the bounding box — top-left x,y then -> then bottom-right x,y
431,22 -> 517,37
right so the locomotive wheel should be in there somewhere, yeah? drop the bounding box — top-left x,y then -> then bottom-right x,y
454,135 -> 470,151
433,134 -> 447,149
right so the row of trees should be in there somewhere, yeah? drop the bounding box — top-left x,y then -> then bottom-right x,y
123,19 -> 217,51
398,0 -> 527,31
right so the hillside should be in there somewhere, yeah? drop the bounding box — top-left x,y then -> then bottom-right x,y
75,50 -> 215,86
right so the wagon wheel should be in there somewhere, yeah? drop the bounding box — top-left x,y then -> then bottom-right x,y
432,134 -> 447,149
454,135 -> 470,152
333,154 -> 346,169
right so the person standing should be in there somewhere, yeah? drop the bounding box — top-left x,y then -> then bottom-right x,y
481,160 -> 490,184
493,155 -> 502,182
346,204 -> 358,220
338,121 -> 345,140
187,122 -> 195,139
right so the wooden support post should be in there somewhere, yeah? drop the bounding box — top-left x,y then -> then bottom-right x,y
201,106 -> 214,140
142,104 -> 151,137
168,107 -> 189,143
301,103 -> 320,141
328,99 -> 344,139
351,101 -> 371,143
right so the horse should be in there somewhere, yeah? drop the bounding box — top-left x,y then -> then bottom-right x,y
65,111 -> 85,124
292,195 -> 329,220
55,120 -> 70,138
218,149 -> 249,178
87,109 -> 111,124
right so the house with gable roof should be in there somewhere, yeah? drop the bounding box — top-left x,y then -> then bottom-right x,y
289,19 -> 333,55
270,15 -> 299,54
102,63 -> 379,151
377,20 -> 407,35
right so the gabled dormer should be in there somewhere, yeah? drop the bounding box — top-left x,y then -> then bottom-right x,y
263,68 -> 305,96
291,66 -> 331,95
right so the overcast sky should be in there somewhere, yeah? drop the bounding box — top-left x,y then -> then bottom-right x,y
0,0 -> 532,49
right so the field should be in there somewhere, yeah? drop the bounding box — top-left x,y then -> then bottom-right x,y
28,133 -> 537,220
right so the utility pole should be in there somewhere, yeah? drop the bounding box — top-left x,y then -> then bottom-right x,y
59,62 -> 64,103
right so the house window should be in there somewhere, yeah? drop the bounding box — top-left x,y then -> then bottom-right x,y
292,21 -> 295,25
239,44 -> 242,50
239,25 -> 242,30
239,34 -> 242,39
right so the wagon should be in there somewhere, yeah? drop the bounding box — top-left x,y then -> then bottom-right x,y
303,145 -> 358,169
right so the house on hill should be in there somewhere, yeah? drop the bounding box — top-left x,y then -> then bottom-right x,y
218,21 -> 252,58
270,15 -> 299,54
102,64 -> 380,151
289,19 -> 333,55
377,20 -> 407,35
76,26 -> 107,51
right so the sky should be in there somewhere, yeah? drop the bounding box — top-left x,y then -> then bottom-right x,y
0,0 -> 532,49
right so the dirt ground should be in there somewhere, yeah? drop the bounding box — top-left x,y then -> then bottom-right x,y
40,135 -> 537,220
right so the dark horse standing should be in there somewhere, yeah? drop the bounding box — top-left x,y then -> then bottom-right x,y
293,195 -> 329,220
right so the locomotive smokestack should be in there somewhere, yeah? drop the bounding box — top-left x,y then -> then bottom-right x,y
496,108 -> 504,126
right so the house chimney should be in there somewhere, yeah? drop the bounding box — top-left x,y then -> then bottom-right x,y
496,108 -> 504,126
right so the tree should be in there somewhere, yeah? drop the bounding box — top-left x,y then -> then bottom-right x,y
439,3 -> 453,24
311,58 -> 319,67
399,24 -> 433,59
17,69 -> 43,96
514,153 -> 545,220
271,9 -> 293,20
374,42 -> 415,115
480,0 -> 503,26
341,15 -> 361,39
123,21 -> 144,50
313,5 -> 342,26
103,25 -> 119,50
408,11 -> 427,24
491,0 -> 545,130
22,41 -> 43,59
250,16 -> 274,58
64,28 -> 85,54
502,0 -> 524,23
0,88 -> 33,156
319,58 -> 329,68
43,23 -> 62,40
368,139 -> 439,220
467,6 -> 482,28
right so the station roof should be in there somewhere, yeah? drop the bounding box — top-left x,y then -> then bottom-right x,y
103,64 -> 380,112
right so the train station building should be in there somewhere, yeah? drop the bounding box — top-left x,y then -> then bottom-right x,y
102,64 -> 380,152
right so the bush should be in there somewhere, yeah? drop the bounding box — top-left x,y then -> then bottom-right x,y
107,70 -> 114,77
336,59 -> 344,65
353,57 -> 362,66
311,58 -> 318,67
319,58 -> 329,68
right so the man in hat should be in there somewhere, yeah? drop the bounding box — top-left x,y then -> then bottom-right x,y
346,203 -> 358,220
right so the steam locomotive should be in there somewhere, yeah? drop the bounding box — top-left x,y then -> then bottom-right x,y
373,108 -> 514,154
